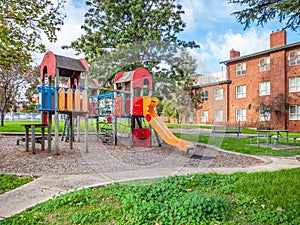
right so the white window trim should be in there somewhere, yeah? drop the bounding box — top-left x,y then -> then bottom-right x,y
214,110 -> 223,122
236,85 -> 246,98
236,62 -> 246,76
236,108 -> 246,122
258,56 -> 270,72
289,105 -> 300,120
259,81 -> 270,96
289,49 -> 300,66
215,88 -> 223,101
201,90 -> 209,102
289,77 -> 300,93
200,110 -> 208,122
259,108 -> 271,121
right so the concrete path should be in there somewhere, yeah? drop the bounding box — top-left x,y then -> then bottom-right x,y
0,155 -> 299,220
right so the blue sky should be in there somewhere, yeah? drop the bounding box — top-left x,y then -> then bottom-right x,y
40,0 -> 300,74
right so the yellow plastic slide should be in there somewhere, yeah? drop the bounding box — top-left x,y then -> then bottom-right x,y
143,96 -> 194,152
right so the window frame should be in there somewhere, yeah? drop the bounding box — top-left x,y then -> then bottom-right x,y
289,105 -> 300,120
259,108 -> 271,121
214,109 -> 223,122
289,49 -> 300,66
236,62 -> 246,76
289,77 -> 300,92
214,88 -> 223,101
201,90 -> 209,102
259,81 -> 270,96
236,108 -> 246,121
236,85 -> 246,98
200,110 -> 208,122
258,56 -> 270,72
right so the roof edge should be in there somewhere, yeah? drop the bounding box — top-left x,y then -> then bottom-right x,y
220,41 -> 300,64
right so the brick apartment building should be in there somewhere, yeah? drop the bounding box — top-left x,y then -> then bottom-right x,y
192,30 -> 300,132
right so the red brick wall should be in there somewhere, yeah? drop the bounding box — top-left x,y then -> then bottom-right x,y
192,31 -> 300,131
286,47 -> 300,131
193,83 -> 229,124
270,30 -> 286,48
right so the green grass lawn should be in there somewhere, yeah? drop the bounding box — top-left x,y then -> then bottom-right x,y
1,168 -> 299,224
175,133 -> 300,156
0,174 -> 35,195
0,120 -> 105,133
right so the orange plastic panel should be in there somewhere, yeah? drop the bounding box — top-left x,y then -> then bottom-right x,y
74,89 -> 80,112
67,89 -> 73,111
58,88 -> 65,111
82,90 -> 88,112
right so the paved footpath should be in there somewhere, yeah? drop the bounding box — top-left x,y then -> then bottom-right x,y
0,154 -> 299,220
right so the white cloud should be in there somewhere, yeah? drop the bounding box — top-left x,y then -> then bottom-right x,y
180,0 -> 239,34
208,28 -> 270,61
191,28 -> 271,72
34,0 -> 87,63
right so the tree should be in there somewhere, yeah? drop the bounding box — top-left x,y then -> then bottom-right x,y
0,64 -> 26,126
256,93 -> 289,130
228,0 -> 300,31
0,0 -> 66,68
161,99 -> 178,123
65,0 -> 198,62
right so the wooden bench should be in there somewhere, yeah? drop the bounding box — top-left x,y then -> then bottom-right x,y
212,126 -> 241,139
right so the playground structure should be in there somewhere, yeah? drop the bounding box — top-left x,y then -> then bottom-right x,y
88,93 -> 114,144
38,51 -> 89,154
37,51 -> 194,154
113,67 -> 194,151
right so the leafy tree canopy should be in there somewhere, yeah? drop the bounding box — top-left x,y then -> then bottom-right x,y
65,0 -> 198,62
0,0 -> 66,69
229,0 -> 300,31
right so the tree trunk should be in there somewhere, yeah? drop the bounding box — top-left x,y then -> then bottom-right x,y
1,110 -> 4,127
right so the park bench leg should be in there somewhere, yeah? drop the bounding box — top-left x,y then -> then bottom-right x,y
274,137 -> 278,148
31,125 -> 36,154
25,127 -> 29,152
41,127 -> 45,151
293,138 -> 297,147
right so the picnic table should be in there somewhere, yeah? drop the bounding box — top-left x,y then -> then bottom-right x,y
256,130 -> 290,147
21,124 -> 48,154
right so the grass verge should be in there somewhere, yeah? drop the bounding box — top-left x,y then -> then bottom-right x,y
175,133 -> 300,156
1,168 -> 299,224
0,174 -> 35,195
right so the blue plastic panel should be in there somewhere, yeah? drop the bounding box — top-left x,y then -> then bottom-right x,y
38,86 -> 56,111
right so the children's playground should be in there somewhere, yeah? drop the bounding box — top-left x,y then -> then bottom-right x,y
23,51 -> 194,155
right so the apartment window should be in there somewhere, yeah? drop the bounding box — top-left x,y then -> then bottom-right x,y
236,62 -> 246,76
259,108 -> 271,121
258,56 -> 270,71
236,108 -> 246,121
289,105 -> 300,120
215,88 -> 223,100
236,85 -> 246,98
200,111 -> 208,122
289,77 -> 300,92
289,49 -> 300,66
201,90 -> 208,102
214,110 -> 223,122
259,81 -> 270,96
